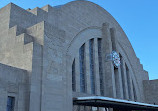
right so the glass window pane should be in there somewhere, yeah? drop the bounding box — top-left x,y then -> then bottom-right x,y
7,96 -> 15,111
79,44 -> 86,93
89,39 -> 95,94
72,60 -> 76,91
98,38 -> 104,96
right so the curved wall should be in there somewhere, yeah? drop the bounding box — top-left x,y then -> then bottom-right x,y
62,1 -> 148,103
0,1 -> 150,111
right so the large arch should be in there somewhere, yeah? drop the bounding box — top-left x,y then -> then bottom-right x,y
66,27 -> 102,64
58,1 -> 143,94
61,1 -> 146,110
66,26 -> 140,101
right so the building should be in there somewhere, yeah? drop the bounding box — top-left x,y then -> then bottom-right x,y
0,0 -> 158,111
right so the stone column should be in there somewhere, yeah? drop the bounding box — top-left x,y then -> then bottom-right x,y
110,27 -> 123,99
102,23 -> 116,98
94,38 -> 100,95
85,41 -> 91,94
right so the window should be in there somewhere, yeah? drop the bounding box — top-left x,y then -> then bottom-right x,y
126,64 -> 132,100
7,96 -> 15,111
132,80 -> 137,101
114,67 -> 119,98
98,38 -> 104,96
89,39 -> 95,94
120,54 -> 126,99
72,60 -> 76,91
79,44 -> 86,93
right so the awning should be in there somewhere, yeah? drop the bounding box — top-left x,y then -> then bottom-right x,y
73,96 -> 158,110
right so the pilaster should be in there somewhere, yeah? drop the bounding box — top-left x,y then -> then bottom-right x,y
102,23 -> 116,98
110,27 -> 123,99
85,41 -> 91,94
94,38 -> 100,95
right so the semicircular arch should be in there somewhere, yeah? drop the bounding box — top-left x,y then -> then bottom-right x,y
66,27 -> 102,64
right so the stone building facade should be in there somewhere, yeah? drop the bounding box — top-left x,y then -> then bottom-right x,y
0,1 -> 158,111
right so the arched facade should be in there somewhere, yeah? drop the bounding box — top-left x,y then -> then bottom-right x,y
66,26 -> 141,110
62,1 -> 150,110
0,1 -> 157,111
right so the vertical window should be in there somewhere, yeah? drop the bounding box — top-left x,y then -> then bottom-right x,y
120,54 -> 126,99
98,38 -> 104,96
7,96 -> 15,111
114,67 -> 119,98
89,39 -> 95,94
79,44 -> 86,93
132,81 -> 137,101
126,64 -> 132,100
72,60 -> 76,92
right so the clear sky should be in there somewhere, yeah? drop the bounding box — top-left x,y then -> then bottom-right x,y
0,0 -> 158,80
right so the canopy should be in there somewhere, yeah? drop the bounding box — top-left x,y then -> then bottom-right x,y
73,96 -> 158,110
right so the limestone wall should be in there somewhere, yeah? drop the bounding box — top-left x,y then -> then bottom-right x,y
0,63 -> 30,111
143,80 -> 158,105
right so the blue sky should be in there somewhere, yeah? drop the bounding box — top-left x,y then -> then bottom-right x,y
0,0 -> 158,80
